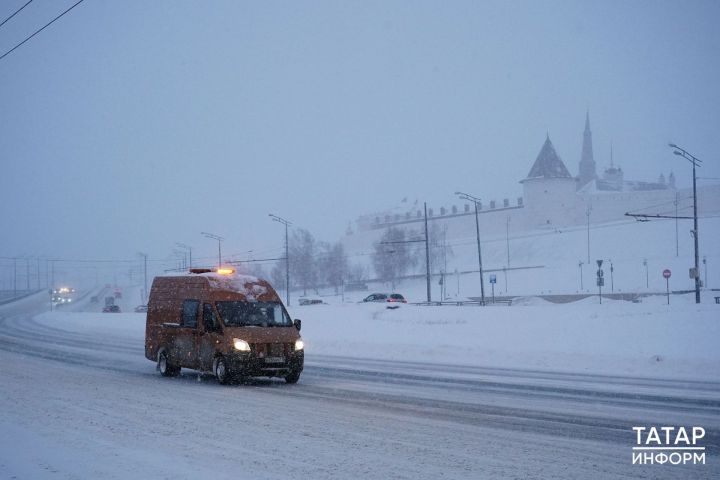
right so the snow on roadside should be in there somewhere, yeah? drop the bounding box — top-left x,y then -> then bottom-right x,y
32,293 -> 720,382
295,297 -> 719,381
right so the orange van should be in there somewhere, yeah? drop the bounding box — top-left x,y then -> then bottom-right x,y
145,268 -> 304,384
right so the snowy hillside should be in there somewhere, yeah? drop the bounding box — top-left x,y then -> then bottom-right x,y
341,216 -> 720,300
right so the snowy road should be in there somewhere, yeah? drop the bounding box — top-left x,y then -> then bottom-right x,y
1,294 -> 718,479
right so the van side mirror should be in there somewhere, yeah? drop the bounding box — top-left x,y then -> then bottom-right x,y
293,319 -> 301,331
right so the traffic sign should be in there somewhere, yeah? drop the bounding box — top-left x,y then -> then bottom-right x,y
597,269 -> 604,278
596,259 -> 603,268
663,269 -> 671,279
597,278 -> 604,287
489,275 -> 497,284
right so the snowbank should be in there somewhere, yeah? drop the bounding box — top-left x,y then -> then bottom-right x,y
296,297 -> 720,381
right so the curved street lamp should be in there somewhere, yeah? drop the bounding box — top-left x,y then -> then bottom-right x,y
455,191 -> 485,305
668,143 -> 702,303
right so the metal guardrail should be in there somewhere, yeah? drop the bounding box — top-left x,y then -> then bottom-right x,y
0,290 -> 43,306
412,299 -> 512,307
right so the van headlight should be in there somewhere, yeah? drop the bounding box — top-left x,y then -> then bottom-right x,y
233,338 -> 251,352
294,339 -> 304,351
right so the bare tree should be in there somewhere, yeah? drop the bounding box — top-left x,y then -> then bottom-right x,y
290,228 -> 318,295
270,258 -> 287,294
347,262 -> 367,283
318,241 -> 348,293
372,226 -> 416,289
417,223 -> 453,275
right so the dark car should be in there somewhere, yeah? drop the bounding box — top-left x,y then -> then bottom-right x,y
103,305 -> 121,313
134,305 -> 148,313
362,293 -> 407,305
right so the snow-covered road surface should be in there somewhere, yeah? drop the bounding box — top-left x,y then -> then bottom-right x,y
1,294 -> 718,479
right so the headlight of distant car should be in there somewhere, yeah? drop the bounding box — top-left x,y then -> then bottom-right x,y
294,339 -> 304,351
233,338 -> 251,352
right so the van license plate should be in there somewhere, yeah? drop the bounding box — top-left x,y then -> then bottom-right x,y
264,356 -> 284,364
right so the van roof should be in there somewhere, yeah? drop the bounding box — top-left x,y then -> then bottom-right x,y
153,271 -> 275,302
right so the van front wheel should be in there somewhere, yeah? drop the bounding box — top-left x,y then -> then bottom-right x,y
285,370 -> 301,384
158,351 -> 180,377
214,357 -> 233,385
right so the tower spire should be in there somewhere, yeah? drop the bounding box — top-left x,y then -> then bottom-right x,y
585,109 -> 590,133
578,110 -> 597,188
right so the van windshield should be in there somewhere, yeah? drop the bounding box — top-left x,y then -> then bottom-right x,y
215,301 -> 292,327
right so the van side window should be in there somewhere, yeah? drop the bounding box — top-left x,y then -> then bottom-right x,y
181,299 -> 199,328
202,303 -> 219,332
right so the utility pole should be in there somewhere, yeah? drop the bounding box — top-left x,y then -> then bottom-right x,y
610,259 -> 614,293
13,257 -> 17,298
269,214 -> 292,306
456,192 -> 485,305
506,216 -> 511,267
643,258 -> 648,289
586,205 -> 592,264
669,143 -> 702,303
424,202 -> 431,303
578,261 -> 584,291
674,191 -> 679,257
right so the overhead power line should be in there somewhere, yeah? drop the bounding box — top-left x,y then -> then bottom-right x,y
0,0 -> 85,62
0,0 -> 33,29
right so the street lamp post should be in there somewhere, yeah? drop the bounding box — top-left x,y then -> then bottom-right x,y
176,242 -> 192,269
456,192 -> 485,305
703,256 -> 707,288
669,143 -> 702,303
578,261 -> 584,291
201,232 -> 224,267
138,252 -> 148,304
269,214 -> 292,306
610,259 -> 614,293
643,258 -> 648,289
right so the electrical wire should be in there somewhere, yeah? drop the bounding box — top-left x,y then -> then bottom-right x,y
0,0 -> 33,29
0,0 -> 85,62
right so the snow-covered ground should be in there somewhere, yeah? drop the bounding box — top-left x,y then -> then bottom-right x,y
1,287 -> 718,479
299,296 -> 720,381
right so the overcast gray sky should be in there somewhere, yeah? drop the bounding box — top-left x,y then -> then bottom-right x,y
1,0 -> 718,277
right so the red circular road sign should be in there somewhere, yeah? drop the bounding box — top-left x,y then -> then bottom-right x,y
663,269 -> 672,279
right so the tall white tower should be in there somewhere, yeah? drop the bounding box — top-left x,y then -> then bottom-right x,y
578,111 -> 597,189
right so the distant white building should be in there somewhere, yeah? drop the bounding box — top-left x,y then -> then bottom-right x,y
348,113 -> 720,237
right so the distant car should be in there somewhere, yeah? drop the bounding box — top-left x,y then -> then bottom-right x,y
362,293 -> 407,304
134,305 -> 148,313
298,298 -> 323,306
103,305 -> 121,313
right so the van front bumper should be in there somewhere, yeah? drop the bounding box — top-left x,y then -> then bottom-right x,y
225,351 -> 304,378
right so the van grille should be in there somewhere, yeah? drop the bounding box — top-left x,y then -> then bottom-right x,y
252,343 -> 292,356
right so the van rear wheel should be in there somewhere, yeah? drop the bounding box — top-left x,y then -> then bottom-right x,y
158,351 -> 180,377
214,357 -> 233,385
